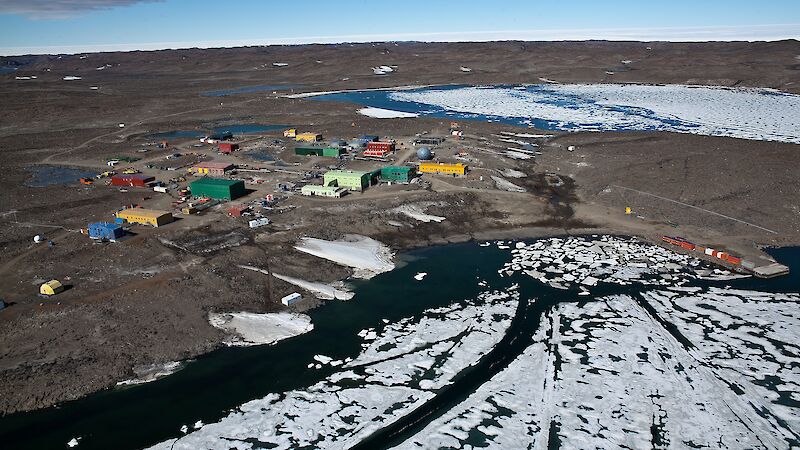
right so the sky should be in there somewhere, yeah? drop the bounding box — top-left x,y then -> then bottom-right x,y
0,0 -> 798,56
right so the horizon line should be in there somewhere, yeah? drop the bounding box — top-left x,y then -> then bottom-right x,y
2,24 -> 798,57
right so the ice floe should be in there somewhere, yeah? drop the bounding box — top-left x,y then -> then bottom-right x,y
116,361 -> 185,386
150,289 -> 518,449
294,234 -> 395,279
389,84 -> 800,143
357,107 -> 418,118
498,235 -> 714,291
413,272 -> 427,281
208,312 -> 313,347
397,288 -> 798,448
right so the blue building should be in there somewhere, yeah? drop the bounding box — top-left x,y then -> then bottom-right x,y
88,222 -> 124,241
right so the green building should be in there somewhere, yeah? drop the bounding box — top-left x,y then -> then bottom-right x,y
295,147 -> 344,157
380,166 -> 416,183
323,170 -> 370,191
189,178 -> 246,200
322,147 -> 345,157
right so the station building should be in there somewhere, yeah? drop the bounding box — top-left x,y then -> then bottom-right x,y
189,178 -> 246,200
418,162 -> 467,176
323,170 -> 370,191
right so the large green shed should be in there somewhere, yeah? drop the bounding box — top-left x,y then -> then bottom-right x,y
323,170 -> 370,191
190,178 -> 246,200
380,166 -> 416,183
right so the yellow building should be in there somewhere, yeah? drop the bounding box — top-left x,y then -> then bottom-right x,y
295,132 -> 322,142
40,280 -> 64,296
418,162 -> 467,176
116,208 -> 174,227
283,128 -> 296,138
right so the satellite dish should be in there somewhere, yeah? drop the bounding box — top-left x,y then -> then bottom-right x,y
33,235 -> 43,243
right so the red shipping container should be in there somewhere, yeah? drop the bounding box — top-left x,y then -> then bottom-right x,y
111,174 -> 154,187
727,256 -> 742,265
227,204 -> 249,217
219,143 -> 239,154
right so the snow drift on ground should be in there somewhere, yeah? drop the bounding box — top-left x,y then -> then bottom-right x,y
390,84 -> 800,144
208,312 -> 313,347
357,107 -> 419,118
294,235 -> 395,278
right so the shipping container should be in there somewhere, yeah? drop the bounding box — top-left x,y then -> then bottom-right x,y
281,292 -> 302,306
219,143 -> 239,154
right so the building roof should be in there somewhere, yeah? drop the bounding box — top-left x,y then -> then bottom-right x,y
302,184 -> 341,192
43,280 -> 62,289
194,161 -> 234,170
325,170 -> 370,177
190,177 -> 242,186
116,208 -> 171,219
112,174 -> 154,181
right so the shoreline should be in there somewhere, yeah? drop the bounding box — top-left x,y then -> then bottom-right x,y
3,222 -> 793,417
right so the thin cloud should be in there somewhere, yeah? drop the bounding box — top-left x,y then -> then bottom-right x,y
0,0 -> 160,19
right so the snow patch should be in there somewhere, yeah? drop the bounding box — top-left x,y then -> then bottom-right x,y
357,107 -> 418,119
208,312 -> 313,347
294,235 -> 395,279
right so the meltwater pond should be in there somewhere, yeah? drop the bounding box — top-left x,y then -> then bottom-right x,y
312,84 -> 800,143
25,165 -> 97,187
1,237 -> 798,449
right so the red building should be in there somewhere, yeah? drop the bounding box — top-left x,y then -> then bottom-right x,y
111,174 -> 155,187
366,141 -> 395,152
219,143 -> 239,154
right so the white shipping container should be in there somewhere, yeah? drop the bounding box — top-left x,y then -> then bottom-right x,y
705,248 -> 714,255
249,218 -> 271,229
153,186 -> 168,193
281,292 -> 302,306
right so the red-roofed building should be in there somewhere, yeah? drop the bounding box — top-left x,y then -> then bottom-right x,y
110,174 -> 155,187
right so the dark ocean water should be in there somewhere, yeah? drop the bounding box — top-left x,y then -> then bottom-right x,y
0,241 -> 796,450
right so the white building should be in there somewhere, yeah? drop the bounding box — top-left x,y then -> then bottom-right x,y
281,292 -> 302,306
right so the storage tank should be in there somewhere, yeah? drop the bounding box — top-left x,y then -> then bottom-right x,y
416,147 -> 433,160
